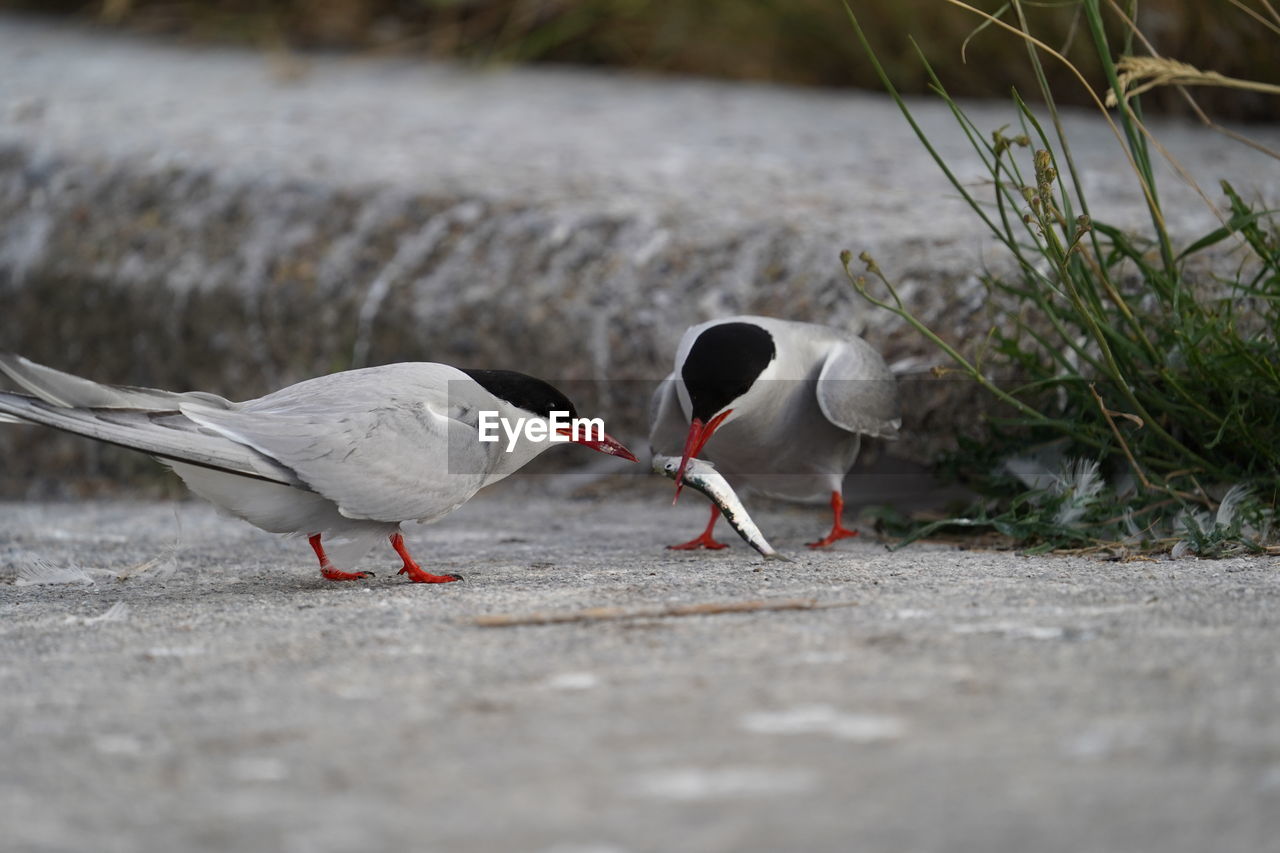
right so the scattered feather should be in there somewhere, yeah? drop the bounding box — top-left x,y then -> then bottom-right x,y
86,601 -> 131,624
1121,508 -> 1143,542
1050,458 -> 1104,526
1002,454 -> 1057,490
64,601 -> 131,626
115,553 -> 178,582
16,559 -> 94,586
1216,484 -> 1250,528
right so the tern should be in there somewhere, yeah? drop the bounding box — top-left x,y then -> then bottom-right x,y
649,315 -> 899,549
0,355 -> 636,583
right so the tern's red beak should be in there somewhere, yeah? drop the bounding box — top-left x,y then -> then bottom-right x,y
560,428 -> 638,463
673,409 -> 732,504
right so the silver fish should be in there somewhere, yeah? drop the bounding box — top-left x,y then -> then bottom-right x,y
652,454 -> 789,561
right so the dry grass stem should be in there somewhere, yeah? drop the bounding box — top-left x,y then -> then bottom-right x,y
1103,0 -> 1280,163
1225,0 -> 1280,35
1107,56 -> 1280,106
1088,382 -> 1152,492
942,0 -> 1167,237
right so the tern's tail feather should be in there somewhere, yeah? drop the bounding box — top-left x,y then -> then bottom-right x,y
0,353 -> 231,410
0,390 -> 299,487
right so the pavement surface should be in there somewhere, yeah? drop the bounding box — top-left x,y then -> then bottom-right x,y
3,485 -> 1278,853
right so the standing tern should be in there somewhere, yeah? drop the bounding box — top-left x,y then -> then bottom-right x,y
649,315 -> 900,549
0,355 -> 636,583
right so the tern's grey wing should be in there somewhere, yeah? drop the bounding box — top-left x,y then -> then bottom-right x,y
647,374 -> 688,457
182,395 -> 489,524
815,340 -> 901,439
0,391 -> 300,485
0,353 -> 232,409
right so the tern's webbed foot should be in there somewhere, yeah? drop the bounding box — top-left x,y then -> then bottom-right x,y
807,492 -> 860,548
667,533 -> 730,551
805,526 -> 859,549
397,565 -> 463,584
321,568 -> 375,581
388,532 -> 461,583
310,534 -> 374,581
668,504 -> 729,551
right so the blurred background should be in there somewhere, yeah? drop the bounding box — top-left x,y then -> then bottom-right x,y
1,0 -> 1277,498
7,0 -> 1280,119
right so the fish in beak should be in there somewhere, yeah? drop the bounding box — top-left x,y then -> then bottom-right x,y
673,408 -> 732,503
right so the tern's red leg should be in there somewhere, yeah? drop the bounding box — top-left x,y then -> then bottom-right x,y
806,491 -> 860,549
391,533 -> 462,584
667,504 -> 730,551
309,533 -> 374,581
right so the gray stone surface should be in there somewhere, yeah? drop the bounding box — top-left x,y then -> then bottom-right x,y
2,17 -> 1280,491
2,490 -> 1279,852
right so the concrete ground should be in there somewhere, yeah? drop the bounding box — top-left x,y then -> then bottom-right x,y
3,22 -> 1279,851
2,483 -> 1278,853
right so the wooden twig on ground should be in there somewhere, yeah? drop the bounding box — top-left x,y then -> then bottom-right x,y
471,597 -> 859,628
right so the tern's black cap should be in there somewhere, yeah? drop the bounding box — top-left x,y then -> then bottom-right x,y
681,321 -> 776,421
461,369 -> 578,420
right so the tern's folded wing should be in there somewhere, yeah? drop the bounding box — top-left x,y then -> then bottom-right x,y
815,340 -> 901,439
0,392 -> 299,485
646,373 -> 688,457
0,353 -> 232,410
182,399 -> 489,523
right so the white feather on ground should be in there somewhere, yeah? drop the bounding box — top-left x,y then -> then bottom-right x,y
16,559 -> 94,586
65,601 -> 132,625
